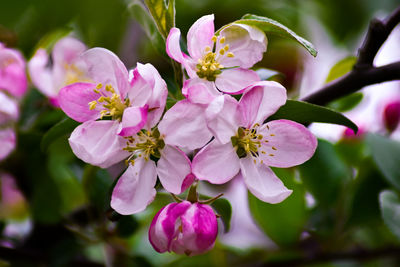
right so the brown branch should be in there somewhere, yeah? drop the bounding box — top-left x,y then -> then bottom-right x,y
302,6 -> 400,106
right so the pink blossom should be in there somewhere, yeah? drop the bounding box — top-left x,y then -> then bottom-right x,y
166,14 -> 266,103
0,92 -> 19,161
0,43 -> 27,98
28,37 -> 88,106
383,100 -> 400,133
148,201 -> 218,256
192,81 -> 317,204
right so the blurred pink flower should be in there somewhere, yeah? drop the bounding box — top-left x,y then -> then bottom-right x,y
383,100 -> 400,133
148,201 -> 218,256
192,81 -> 317,204
28,37 -> 87,106
167,14 -> 266,101
0,92 -> 19,161
0,43 -> 27,98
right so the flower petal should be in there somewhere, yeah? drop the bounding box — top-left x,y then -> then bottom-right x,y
258,119 -> 317,168
166,28 -> 197,78
192,140 -> 240,184
111,158 -> 157,215
0,92 -> 18,123
0,128 -> 16,161
158,100 -> 212,150
52,37 -> 86,65
205,95 -> 239,144
157,145 -> 192,194
28,49 -> 55,98
69,120 -> 129,168
187,14 -> 215,60
0,46 -> 27,97
183,78 -> 220,104
118,106 -> 148,137
240,156 -> 292,204
58,82 -> 99,122
217,23 -> 267,68
148,205 -> 169,253
81,48 -> 129,97
215,68 -> 259,94
238,81 -> 287,128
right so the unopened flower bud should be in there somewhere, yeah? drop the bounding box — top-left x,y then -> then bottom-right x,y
383,101 -> 400,133
148,201 -> 218,256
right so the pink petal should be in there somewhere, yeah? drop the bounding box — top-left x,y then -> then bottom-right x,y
118,106 -> 148,137
0,47 -> 27,97
158,100 -> 212,150
0,128 -> 16,161
192,140 -> 240,184
187,14 -> 215,60
81,48 -> 129,97
258,119 -> 317,168
171,203 -> 218,255
52,37 -> 86,65
215,68 -> 259,94
0,92 -> 19,123
240,156 -> 292,204
205,95 -> 240,144
238,81 -> 287,128
111,158 -> 157,215
28,49 -> 56,98
69,120 -> 130,168
148,205 -> 169,253
166,28 -> 197,78
157,145 -> 192,194
217,23 -> 267,68
183,78 -> 220,104
134,63 -> 168,128
58,82 -> 99,122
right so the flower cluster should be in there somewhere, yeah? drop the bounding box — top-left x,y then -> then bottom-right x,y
28,15 -> 317,256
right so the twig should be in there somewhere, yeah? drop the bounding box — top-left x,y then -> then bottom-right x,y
302,6 -> 400,106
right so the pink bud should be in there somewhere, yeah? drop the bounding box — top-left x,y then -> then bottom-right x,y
148,201 -> 218,256
383,101 -> 400,133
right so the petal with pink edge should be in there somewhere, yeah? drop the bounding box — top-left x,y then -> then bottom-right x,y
215,68 -> 259,94
258,119 -> 317,168
69,120 -> 130,168
183,78 -> 220,104
217,23 -> 267,68
166,28 -> 197,78
111,158 -> 157,215
192,140 -> 240,184
187,14 -> 215,60
0,128 -> 16,161
157,145 -> 192,194
148,205 -> 169,253
158,100 -> 212,150
240,156 -> 292,204
28,49 -> 55,98
81,48 -> 129,97
0,47 -> 27,97
118,106 -> 148,137
52,37 -> 86,65
205,95 -> 240,144
58,82 -> 99,122
238,81 -> 286,128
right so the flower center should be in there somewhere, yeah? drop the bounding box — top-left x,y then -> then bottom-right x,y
123,128 -> 165,164
64,63 -> 88,86
88,84 -> 130,121
196,35 -> 235,82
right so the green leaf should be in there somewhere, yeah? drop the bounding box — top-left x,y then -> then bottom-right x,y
329,92 -> 363,113
380,190 -> 400,241
144,0 -> 175,40
82,165 -> 113,212
127,0 -> 166,57
299,139 -> 350,207
210,198 -> 232,233
33,27 -> 72,54
325,56 -> 357,83
268,100 -> 358,133
248,168 -> 308,246
366,134 -> 400,190
41,117 -> 79,152
116,215 -> 139,238
218,14 -> 317,57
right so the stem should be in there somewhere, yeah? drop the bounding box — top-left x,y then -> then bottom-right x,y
301,6 -> 400,106
186,182 -> 198,203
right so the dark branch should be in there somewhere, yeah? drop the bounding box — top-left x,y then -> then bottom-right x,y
302,6 -> 400,105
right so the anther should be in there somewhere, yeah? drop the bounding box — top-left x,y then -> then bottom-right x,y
272,146 -> 277,150
227,52 -> 234,57
224,44 -> 229,51
219,37 -> 226,44
211,36 -> 217,43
